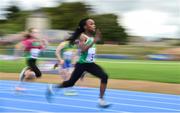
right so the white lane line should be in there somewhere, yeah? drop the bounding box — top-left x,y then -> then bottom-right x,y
0,83 -> 179,102
0,105 -> 48,112
1,79 -> 180,99
1,85 -> 179,106
0,91 -> 180,112
0,96 -> 117,112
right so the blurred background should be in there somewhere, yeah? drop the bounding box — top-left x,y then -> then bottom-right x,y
0,0 -> 180,84
0,0 -> 180,60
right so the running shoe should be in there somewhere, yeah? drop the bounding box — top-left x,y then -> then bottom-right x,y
19,67 -> 29,81
98,98 -> 111,108
64,90 -> 78,96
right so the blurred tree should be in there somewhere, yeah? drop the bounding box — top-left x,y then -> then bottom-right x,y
0,1 -> 128,44
0,3 -> 28,34
92,14 -> 128,44
43,2 -> 128,44
173,41 -> 180,46
5,5 -> 20,20
43,2 -> 90,30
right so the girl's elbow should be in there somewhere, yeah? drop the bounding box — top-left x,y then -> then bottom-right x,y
81,47 -> 88,52
55,52 -> 58,57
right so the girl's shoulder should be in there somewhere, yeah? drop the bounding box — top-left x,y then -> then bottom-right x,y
58,41 -> 68,47
80,33 -> 89,39
80,33 -> 90,42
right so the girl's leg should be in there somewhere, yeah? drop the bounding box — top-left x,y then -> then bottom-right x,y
59,68 -> 69,81
24,69 -> 36,81
58,67 -> 77,95
15,66 -> 29,91
59,63 -> 85,88
27,58 -> 42,78
85,63 -> 108,98
85,63 -> 109,107
46,63 -> 85,100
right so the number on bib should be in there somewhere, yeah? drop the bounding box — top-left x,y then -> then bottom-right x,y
86,48 -> 96,62
30,49 -> 40,58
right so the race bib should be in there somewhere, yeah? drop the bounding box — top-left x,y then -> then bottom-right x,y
86,48 -> 96,62
63,51 -> 73,60
30,49 -> 41,58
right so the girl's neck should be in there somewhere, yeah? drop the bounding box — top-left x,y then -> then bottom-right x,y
84,31 -> 94,37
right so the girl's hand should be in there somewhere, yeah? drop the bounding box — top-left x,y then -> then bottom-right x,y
53,63 -> 59,69
59,59 -> 64,65
53,59 -> 64,69
95,29 -> 102,42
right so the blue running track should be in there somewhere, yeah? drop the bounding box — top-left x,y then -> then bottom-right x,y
0,80 -> 180,112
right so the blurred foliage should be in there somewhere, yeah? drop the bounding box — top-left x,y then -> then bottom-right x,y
92,14 -> 128,44
173,41 -> 180,46
0,4 -> 28,34
43,2 -> 91,30
5,5 -> 21,20
0,2 -> 128,44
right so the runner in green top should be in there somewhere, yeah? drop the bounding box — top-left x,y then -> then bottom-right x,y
55,40 -> 78,95
15,28 -> 48,91
78,37 -> 96,63
46,18 -> 110,108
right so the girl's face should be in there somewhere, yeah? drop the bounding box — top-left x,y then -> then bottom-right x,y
29,29 -> 39,38
85,19 -> 96,32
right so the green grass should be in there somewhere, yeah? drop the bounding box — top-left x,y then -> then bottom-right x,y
0,59 -> 26,73
0,59 -> 180,83
97,59 -> 180,83
96,45 -> 168,55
